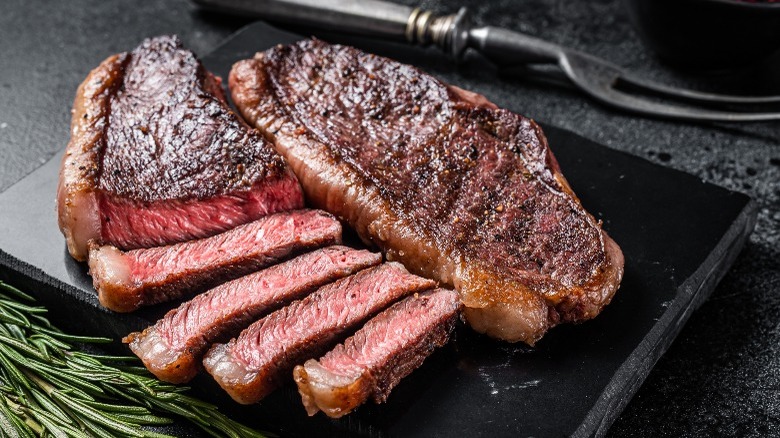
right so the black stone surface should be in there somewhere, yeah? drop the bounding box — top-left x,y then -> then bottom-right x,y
0,0 -> 777,437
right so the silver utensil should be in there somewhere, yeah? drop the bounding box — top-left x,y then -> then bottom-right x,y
194,0 -> 780,122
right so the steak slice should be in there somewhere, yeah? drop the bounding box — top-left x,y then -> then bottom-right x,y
294,288 -> 461,418
230,39 -> 624,344
124,246 -> 381,383
202,262 -> 435,404
58,35 -> 303,261
89,210 -> 341,312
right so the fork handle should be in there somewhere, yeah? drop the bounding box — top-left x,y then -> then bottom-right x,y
467,26 -> 563,65
194,0 -> 565,65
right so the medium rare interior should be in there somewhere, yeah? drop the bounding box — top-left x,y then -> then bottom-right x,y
58,35 -> 303,261
229,39 -> 624,345
89,209 -> 341,312
202,262 -> 435,404
295,288 -> 461,418
125,246 -> 381,383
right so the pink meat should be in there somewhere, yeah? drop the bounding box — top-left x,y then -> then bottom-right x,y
89,210 -> 341,312
294,288 -> 461,418
124,246 -> 381,383
98,177 -> 302,251
202,262 -> 435,404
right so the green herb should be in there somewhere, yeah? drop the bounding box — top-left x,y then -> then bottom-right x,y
0,281 -> 267,438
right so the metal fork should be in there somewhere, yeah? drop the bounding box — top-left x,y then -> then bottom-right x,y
468,25 -> 780,122
194,0 -> 780,122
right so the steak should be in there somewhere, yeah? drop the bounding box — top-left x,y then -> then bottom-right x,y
125,246 -> 381,383
202,262 -> 435,404
230,39 -> 624,344
294,288 -> 461,418
58,35 -> 303,261
89,209 -> 341,312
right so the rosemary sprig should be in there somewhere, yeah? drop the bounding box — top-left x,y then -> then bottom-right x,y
0,281 -> 267,438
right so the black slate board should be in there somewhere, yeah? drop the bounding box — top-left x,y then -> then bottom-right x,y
0,22 -> 758,438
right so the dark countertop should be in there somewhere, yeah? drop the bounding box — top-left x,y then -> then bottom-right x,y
0,0 -> 777,436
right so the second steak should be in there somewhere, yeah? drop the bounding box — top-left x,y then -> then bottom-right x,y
230,39 -> 624,345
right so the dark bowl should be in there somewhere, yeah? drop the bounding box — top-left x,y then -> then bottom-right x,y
623,0 -> 780,71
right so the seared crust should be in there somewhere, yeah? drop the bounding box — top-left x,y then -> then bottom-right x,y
58,53 -> 128,261
230,40 -> 624,345
97,37 -> 290,203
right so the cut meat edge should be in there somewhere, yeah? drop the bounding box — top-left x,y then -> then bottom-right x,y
294,288 -> 461,418
89,209 -> 342,312
123,246 -> 382,383
202,262 -> 436,404
97,172 -> 303,251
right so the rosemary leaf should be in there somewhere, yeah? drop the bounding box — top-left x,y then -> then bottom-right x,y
0,345 -> 30,391
26,386 -> 73,425
0,333 -> 52,361
111,412 -> 174,426
0,400 -> 24,438
0,281 -> 268,437
27,409 -> 71,438
28,333 -> 70,350
26,362 -> 106,396
1,397 -> 41,437
71,351 -> 138,362
27,338 -> 53,362
78,399 -> 153,415
0,283 -> 34,302
51,391 -> 147,437
79,417 -> 125,438
0,311 -> 29,328
34,327 -> 112,344
0,299 -> 48,315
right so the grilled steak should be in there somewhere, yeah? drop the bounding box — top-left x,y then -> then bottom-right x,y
125,246 -> 381,383
58,35 -> 303,261
89,210 -> 341,312
203,262 -> 435,404
294,288 -> 461,418
230,39 -> 624,344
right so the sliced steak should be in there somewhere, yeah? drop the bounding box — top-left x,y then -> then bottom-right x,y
89,210 -> 341,312
230,39 -> 624,345
58,35 -> 303,261
124,246 -> 381,383
202,262 -> 435,404
294,288 -> 461,418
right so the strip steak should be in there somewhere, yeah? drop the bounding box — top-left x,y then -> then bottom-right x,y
58,35 -> 302,261
229,39 -> 624,344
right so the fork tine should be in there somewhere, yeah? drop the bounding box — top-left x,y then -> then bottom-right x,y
617,73 -> 780,106
559,51 -> 780,122
579,80 -> 780,122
